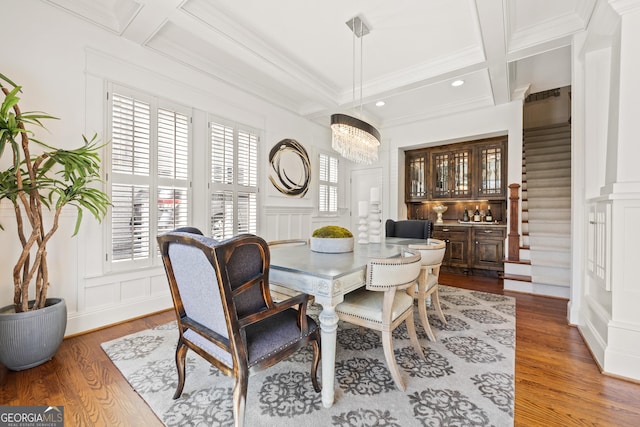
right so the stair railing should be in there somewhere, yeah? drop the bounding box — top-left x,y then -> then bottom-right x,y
508,183 -> 521,261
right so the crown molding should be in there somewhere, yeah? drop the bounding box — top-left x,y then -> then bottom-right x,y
608,0 -> 640,15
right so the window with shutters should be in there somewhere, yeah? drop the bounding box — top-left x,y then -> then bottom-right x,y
108,85 -> 191,267
319,153 -> 338,213
209,117 -> 258,240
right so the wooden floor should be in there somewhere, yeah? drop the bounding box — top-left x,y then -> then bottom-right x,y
2,273 -> 640,426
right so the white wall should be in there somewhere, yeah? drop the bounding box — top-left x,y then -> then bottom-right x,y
1,1 -> 340,334
577,0 -> 640,382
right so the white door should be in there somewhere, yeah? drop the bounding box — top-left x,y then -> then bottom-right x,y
350,168 -> 383,238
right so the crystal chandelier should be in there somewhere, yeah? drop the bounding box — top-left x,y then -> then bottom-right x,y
331,16 -> 381,165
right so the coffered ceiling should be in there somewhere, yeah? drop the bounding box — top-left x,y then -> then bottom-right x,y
43,0 -> 595,129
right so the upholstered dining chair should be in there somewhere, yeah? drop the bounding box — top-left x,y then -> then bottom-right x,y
157,232 -> 321,427
335,248 -> 424,391
385,219 -> 432,239
267,239 -> 310,302
407,239 -> 447,341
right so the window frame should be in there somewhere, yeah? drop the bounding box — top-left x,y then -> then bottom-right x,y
105,83 -> 192,271
208,114 -> 260,240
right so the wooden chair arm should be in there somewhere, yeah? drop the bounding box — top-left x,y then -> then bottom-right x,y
238,292 -> 310,329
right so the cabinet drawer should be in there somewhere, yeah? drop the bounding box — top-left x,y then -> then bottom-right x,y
472,227 -> 505,240
433,227 -> 468,239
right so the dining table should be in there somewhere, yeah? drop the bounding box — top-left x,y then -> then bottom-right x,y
268,237 -> 428,408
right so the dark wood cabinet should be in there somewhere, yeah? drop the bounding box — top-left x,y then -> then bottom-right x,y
406,136 -> 508,277
405,136 -> 506,202
433,224 -> 505,276
472,227 -> 505,271
432,226 -> 470,269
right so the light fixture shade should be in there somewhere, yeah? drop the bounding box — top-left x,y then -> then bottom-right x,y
331,113 -> 381,165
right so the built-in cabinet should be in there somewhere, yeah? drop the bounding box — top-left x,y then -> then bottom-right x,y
432,224 -> 506,276
406,136 -> 508,277
406,136 -> 506,202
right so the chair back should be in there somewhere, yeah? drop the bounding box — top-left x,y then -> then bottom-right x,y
158,232 -> 273,367
408,238 -> 446,267
366,248 -> 422,291
385,219 -> 432,239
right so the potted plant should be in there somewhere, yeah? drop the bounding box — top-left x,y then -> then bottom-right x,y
310,225 -> 354,253
0,73 -> 110,370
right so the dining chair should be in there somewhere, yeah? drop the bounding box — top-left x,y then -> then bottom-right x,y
335,248 -> 424,391
407,239 -> 447,341
157,232 -> 321,427
267,239 -> 310,302
385,219 -> 432,239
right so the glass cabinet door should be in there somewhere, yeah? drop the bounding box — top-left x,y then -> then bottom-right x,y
478,144 -> 503,198
450,149 -> 471,198
407,153 -> 427,199
432,152 -> 450,198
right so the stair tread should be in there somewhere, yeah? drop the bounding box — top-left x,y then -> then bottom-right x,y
503,274 -> 532,282
530,258 -> 571,268
504,259 -> 531,265
530,275 -> 570,287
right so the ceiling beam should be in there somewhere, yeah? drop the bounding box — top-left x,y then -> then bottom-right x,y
475,0 -> 510,105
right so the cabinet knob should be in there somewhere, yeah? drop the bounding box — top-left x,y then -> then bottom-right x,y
475,241 -> 479,244
484,230 -> 493,234
442,228 -> 450,232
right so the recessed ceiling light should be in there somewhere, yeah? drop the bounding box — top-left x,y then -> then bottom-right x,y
376,101 -> 386,107
451,80 -> 465,87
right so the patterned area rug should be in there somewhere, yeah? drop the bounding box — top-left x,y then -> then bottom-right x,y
102,285 -> 515,426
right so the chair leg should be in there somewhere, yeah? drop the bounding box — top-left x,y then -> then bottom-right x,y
381,330 -> 405,391
432,287 -> 447,324
418,293 -> 436,342
310,339 -> 322,392
233,371 -> 248,427
173,338 -> 188,399
406,313 -> 425,361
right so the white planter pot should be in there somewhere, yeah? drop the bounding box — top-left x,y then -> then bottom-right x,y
310,237 -> 354,253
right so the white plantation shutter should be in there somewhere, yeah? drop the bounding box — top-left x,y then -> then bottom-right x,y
111,94 -> 150,176
211,191 -> 234,240
237,192 -> 257,234
157,186 -> 189,235
209,118 -> 259,238
210,123 -> 234,184
237,130 -> 258,187
157,108 -> 189,180
156,108 -> 190,243
319,153 -> 339,213
111,184 -> 150,261
109,85 -> 191,267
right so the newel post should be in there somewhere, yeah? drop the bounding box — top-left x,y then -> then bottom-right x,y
508,183 -> 520,261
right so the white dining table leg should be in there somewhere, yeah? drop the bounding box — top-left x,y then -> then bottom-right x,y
318,304 -> 339,408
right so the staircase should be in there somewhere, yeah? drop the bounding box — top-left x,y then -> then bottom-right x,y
504,123 -> 572,298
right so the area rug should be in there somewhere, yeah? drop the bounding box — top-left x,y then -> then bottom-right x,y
102,285 -> 515,426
